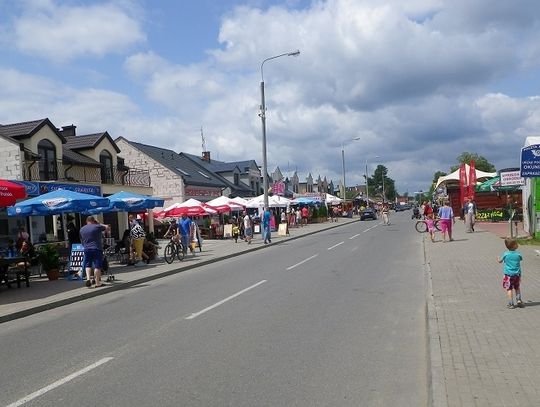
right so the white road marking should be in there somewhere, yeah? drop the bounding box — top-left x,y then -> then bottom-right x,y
349,233 -> 360,240
6,357 -> 114,407
327,241 -> 345,250
351,246 -> 359,252
186,280 -> 267,319
286,254 -> 319,271
362,224 -> 380,233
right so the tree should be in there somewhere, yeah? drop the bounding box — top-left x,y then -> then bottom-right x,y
368,165 -> 396,201
450,152 -> 496,173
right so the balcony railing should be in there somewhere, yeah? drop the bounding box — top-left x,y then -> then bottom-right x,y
23,159 -> 151,187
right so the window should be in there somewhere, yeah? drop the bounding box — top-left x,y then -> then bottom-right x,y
176,168 -> 190,176
100,150 -> 114,184
37,139 -> 57,180
234,173 -> 239,185
197,170 -> 211,179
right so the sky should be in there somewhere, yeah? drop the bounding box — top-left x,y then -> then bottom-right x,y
2,0 -> 540,195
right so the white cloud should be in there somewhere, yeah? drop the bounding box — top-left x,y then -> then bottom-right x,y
4,0 -> 540,193
12,0 -> 145,61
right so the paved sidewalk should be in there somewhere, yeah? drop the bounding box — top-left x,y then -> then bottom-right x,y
0,218 -> 358,323
426,221 -> 540,406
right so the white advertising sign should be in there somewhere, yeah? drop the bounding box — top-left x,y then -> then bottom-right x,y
500,171 -> 525,186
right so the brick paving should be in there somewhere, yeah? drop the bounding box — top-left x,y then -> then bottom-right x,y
426,220 -> 540,406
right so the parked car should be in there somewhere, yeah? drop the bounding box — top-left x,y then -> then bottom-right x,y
360,207 -> 377,221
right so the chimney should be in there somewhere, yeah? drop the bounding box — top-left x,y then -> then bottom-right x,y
202,151 -> 211,162
60,124 -> 76,137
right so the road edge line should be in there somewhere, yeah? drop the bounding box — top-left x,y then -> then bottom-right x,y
424,235 -> 449,407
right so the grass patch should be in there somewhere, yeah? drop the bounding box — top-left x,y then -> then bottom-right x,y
516,237 -> 540,246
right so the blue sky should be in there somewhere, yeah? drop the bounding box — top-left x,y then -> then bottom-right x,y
2,0 -> 540,194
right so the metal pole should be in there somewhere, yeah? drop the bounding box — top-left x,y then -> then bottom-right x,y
341,146 -> 346,201
260,80 -> 269,209
259,50 -> 300,210
365,162 -> 369,205
382,169 -> 386,202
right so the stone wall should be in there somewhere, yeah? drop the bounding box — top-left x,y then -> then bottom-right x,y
116,138 -> 184,207
0,138 -> 23,180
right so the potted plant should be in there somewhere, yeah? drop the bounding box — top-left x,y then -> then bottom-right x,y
38,244 -> 60,280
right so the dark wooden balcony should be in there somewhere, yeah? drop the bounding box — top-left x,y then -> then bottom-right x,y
23,159 -> 150,187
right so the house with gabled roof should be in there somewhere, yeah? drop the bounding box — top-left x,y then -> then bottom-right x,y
115,139 -> 231,207
0,118 -> 151,241
182,151 -> 260,197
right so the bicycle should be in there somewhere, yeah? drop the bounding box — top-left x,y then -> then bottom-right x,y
415,218 -> 441,233
163,237 -> 185,264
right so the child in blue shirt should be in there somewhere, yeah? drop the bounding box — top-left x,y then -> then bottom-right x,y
497,238 -> 524,309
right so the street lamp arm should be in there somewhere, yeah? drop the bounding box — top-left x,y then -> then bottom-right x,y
260,50 -> 300,82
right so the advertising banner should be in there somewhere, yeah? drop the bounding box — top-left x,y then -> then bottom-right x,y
468,160 -> 476,200
459,163 -> 467,206
500,170 -> 525,186
520,144 -> 540,177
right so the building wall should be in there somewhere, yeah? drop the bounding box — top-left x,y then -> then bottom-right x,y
27,126 -> 63,156
116,138 -> 184,207
78,138 -> 120,165
0,137 -> 23,180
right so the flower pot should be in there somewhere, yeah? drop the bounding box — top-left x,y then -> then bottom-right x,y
46,269 -> 60,281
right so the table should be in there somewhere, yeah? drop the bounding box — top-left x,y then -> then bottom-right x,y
0,256 -> 30,289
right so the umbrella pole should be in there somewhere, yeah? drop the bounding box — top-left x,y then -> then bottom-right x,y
62,213 -> 69,248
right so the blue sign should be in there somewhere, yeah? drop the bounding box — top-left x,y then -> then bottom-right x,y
39,182 -> 101,196
520,144 -> 540,177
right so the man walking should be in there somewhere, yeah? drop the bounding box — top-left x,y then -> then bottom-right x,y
179,213 -> 194,255
243,211 -> 253,244
464,197 -> 476,233
80,216 -> 109,288
262,207 -> 272,244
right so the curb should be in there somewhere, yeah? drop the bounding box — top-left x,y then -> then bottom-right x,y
423,235 -> 448,407
0,219 -> 361,324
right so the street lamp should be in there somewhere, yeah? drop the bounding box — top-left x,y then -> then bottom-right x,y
364,155 -> 380,206
341,137 -> 361,202
260,50 -> 300,209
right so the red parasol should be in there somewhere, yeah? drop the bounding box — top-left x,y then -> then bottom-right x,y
162,198 -> 217,217
0,180 -> 27,207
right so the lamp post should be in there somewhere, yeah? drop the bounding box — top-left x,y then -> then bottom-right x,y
260,50 -> 300,209
364,155 -> 380,206
341,137 -> 361,202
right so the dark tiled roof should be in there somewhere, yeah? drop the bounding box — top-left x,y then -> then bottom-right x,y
65,132 -> 121,153
0,118 -> 66,142
62,147 -> 101,166
182,153 -> 258,174
129,142 -> 227,188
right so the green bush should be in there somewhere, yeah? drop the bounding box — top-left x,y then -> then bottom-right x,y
319,205 -> 328,218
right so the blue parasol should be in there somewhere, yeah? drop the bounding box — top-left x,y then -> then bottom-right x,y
84,191 -> 164,214
7,189 -> 109,216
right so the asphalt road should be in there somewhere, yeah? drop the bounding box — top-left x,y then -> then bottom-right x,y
0,211 -> 427,407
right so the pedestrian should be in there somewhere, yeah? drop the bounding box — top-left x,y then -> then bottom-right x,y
129,214 -> 146,263
333,206 -> 340,222
79,216 -> 109,288
437,200 -> 455,242
497,238 -> 524,309
381,203 -> 390,225
66,216 -> 80,247
262,207 -> 272,244
463,196 -> 476,233
301,206 -> 309,226
232,219 -> 240,243
243,211 -> 252,244
426,213 -> 436,242
423,201 -> 434,220
179,213 -> 194,255
296,208 -> 302,227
